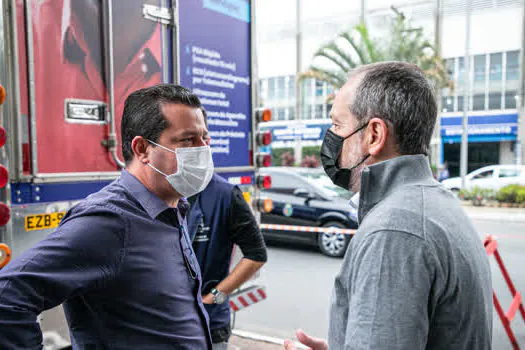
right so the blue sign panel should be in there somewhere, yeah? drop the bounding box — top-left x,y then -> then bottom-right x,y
440,113 -> 518,138
203,0 -> 250,22
261,122 -> 331,142
179,1 -> 252,167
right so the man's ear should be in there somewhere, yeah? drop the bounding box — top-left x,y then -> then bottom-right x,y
131,136 -> 150,164
365,117 -> 389,157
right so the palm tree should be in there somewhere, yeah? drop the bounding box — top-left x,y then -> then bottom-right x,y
299,7 -> 452,97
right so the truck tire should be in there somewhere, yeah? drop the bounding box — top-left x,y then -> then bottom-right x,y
317,221 -> 351,258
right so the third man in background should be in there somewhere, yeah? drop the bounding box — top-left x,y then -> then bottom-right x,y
187,107 -> 268,349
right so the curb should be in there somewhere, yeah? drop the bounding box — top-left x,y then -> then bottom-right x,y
466,212 -> 525,223
232,329 -> 309,349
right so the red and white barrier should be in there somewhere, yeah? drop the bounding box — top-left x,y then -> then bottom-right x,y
260,223 -> 356,235
485,235 -> 525,349
230,285 -> 267,312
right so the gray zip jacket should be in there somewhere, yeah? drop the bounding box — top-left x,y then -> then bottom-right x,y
328,155 -> 492,350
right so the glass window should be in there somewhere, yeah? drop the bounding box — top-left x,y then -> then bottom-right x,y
458,57 -> 465,87
263,172 -> 298,195
499,168 -> 521,178
474,55 -> 486,82
268,173 -> 291,189
472,94 -> 485,111
472,170 -> 494,180
315,80 -> 324,97
287,76 -> 296,98
441,96 -> 453,112
272,108 -> 284,121
288,107 -> 295,121
506,51 -> 520,81
488,92 -> 502,110
275,77 -> 286,100
457,95 -> 465,111
301,79 -> 312,102
271,108 -> 278,120
267,78 -> 276,100
445,58 -> 455,80
258,80 -> 267,105
299,171 -> 353,199
314,104 -> 323,119
302,105 -> 313,119
440,97 -> 448,112
280,108 -> 287,120
505,91 -> 518,109
490,53 -> 503,81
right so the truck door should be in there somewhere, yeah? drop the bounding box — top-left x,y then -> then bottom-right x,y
20,0 -> 178,177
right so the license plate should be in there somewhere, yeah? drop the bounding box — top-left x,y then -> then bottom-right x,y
24,212 -> 66,231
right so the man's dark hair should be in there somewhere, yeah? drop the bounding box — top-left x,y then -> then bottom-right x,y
349,62 -> 437,155
121,84 -> 201,164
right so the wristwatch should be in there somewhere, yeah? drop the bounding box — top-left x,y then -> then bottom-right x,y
211,288 -> 228,304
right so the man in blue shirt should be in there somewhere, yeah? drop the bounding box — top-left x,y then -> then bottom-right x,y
0,84 -> 214,349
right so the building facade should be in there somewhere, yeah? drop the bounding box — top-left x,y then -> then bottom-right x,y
256,0 -> 524,175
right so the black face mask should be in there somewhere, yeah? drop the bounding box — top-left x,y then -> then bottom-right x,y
321,124 -> 370,190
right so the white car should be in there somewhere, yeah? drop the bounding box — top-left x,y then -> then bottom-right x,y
441,165 -> 525,193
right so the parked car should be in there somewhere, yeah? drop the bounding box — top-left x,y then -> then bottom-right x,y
259,167 -> 358,257
441,165 -> 525,193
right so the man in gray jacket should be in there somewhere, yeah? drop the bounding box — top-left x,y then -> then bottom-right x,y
284,62 -> 492,350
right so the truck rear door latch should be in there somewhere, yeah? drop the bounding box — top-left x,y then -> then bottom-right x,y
142,4 -> 176,26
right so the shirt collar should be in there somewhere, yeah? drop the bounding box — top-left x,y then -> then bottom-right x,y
60,3 -> 162,76
119,169 -> 171,220
358,154 -> 437,223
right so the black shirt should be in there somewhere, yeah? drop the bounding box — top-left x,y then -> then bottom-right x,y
189,186 -> 267,262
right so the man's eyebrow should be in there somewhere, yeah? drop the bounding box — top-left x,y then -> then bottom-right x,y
184,129 -> 201,136
171,130 -> 198,140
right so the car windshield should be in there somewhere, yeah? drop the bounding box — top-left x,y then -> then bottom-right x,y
299,171 -> 353,199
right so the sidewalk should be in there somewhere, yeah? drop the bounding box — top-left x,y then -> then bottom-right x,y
228,330 -> 308,350
229,335 -> 283,350
462,202 -> 525,223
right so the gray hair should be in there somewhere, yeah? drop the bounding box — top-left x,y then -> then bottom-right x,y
348,62 -> 437,155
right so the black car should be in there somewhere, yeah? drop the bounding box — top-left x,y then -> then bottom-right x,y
259,167 -> 358,257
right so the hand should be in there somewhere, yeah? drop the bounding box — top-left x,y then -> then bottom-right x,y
201,293 -> 214,304
284,329 -> 328,350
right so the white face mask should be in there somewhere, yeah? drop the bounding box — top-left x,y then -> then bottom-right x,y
147,140 -> 214,198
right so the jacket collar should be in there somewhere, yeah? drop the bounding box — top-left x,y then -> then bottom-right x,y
358,154 -> 437,223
